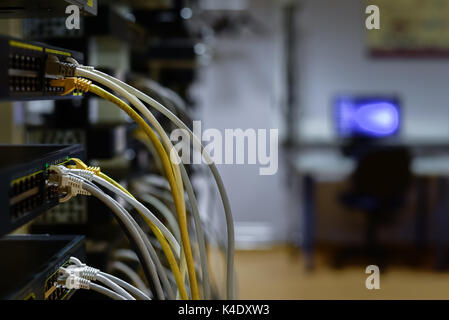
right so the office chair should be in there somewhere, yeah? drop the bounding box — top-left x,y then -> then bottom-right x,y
333,146 -> 412,268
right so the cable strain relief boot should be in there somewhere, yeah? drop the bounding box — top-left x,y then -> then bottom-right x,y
65,275 -> 91,290
74,78 -> 92,93
81,266 -> 100,281
45,55 -> 76,77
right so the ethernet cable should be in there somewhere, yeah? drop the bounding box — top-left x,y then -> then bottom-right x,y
58,269 -> 127,301
132,183 -> 209,284
95,273 -> 135,300
47,58 -> 231,298
67,169 -> 178,300
50,169 -> 167,299
49,66 -> 207,299
73,70 -> 201,300
111,249 -> 179,298
68,165 -> 190,301
131,136 -> 214,300
65,159 -> 189,300
132,115 -> 211,300
68,167 -> 180,255
66,56 -> 188,119
134,129 -> 164,174
132,185 -> 190,300
90,282 -> 126,300
113,248 -> 140,263
58,258 -> 150,300
103,146 -> 198,298
109,260 -> 151,297
89,70 -> 213,299
80,167 -> 189,300
79,175 -> 169,299
65,256 -> 151,300
136,192 -> 182,243
132,208 -> 176,300
84,68 -> 234,299
129,74 -> 188,117
131,179 -> 177,204
51,77 -> 200,299
132,164 -> 211,301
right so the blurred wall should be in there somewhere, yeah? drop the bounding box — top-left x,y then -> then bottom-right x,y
192,0 -> 291,246
297,0 -> 449,142
191,0 -> 449,246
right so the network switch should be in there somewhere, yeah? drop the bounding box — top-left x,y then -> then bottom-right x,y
0,144 -> 84,236
0,234 -> 85,300
0,0 -> 97,18
0,35 -> 84,101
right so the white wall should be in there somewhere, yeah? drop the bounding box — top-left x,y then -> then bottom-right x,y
297,0 -> 449,142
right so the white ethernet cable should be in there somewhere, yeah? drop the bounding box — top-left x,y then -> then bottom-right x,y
109,260 -> 151,297
73,67 -> 208,299
67,258 -> 150,300
65,167 -> 186,299
78,174 -> 176,299
66,167 -> 181,258
82,178 -> 175,299
95,274 -> 135,300
130,75 -> 188,117
61,275 -> 127,300
113,248 -> 140,263
52,58 -> 210,298
50,168 -> 168,299
79,69 -> 215,299
69,170 -> 179,299
83,68 -> 235,300
49,58 -> 232,299
58,258 -> 150,300
136,192 -> 182,243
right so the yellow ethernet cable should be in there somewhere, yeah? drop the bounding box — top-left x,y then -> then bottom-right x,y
89,83 -> 199,300
47,58 -> 218,298
52,78 -> 199,299
131,129 -> 190,299
99,171 -> 189,300
133,129 -> 164,175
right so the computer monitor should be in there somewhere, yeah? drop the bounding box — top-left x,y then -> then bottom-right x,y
335,96 -> 400,139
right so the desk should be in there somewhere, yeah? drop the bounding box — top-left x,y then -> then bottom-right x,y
294,147 -> 449,269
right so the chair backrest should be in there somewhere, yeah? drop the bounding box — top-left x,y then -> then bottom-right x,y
351,146 -> 412,200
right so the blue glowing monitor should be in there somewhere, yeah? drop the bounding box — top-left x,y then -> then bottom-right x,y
335,97 -> 400,138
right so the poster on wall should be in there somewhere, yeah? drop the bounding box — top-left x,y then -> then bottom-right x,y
367,0 -> 449,57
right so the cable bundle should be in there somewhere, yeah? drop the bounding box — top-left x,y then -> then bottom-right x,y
46,56 -> 235,300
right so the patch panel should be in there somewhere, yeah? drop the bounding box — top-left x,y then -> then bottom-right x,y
0,35 -> 84,101
0,144 -> 84,236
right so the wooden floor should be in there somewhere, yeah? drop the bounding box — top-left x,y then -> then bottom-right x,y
235,246 -> 449,299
